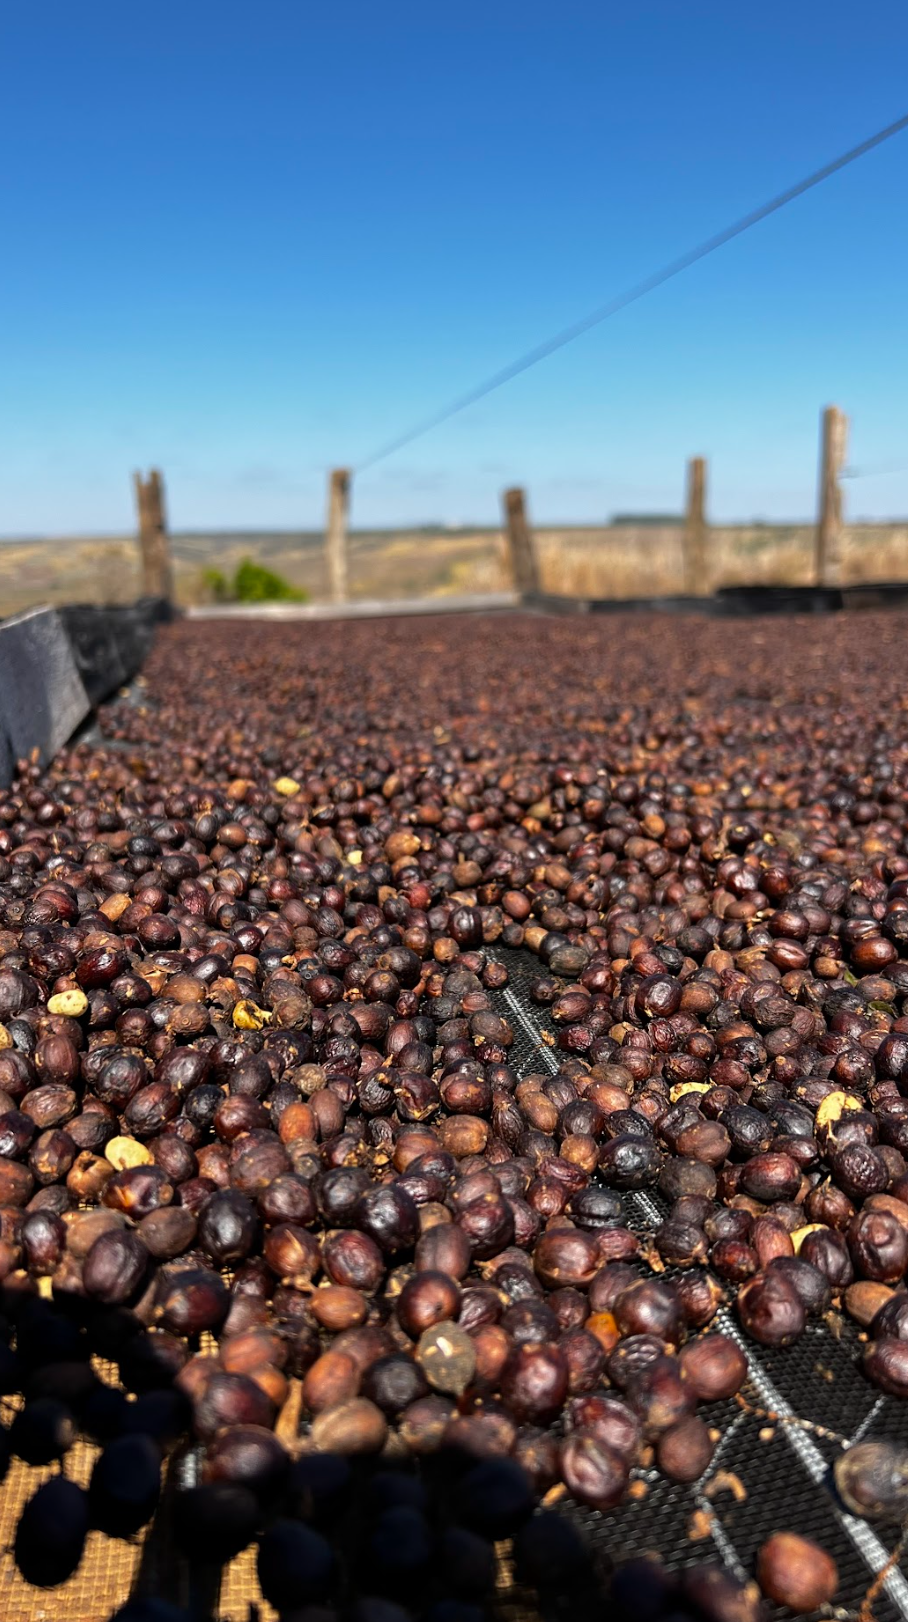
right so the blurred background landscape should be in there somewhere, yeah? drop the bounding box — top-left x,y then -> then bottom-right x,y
3,517 -> 907,614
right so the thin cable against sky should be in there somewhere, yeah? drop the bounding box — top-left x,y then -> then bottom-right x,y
355,112 -> 908,474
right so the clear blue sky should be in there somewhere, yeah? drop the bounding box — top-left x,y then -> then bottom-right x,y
1,0 -> 907,534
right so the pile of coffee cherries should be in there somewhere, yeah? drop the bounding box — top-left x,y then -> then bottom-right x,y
1,608 -> 908,1604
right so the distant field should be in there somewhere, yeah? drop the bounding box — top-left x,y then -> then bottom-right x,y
2,521 -> 908,615
0,529 -> 511,616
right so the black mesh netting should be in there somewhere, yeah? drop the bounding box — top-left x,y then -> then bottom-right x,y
482,946 -> 908,1622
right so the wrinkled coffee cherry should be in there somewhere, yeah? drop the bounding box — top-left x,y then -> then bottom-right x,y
835,1441 -> 908,1520
679,1334 -> 747,1401
737,1270 -> 806,1347
559,1434 -> 628,1511
83,1229 -> 148,1305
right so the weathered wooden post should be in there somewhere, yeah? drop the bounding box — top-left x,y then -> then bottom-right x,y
502,487 -> 540,596
326,469 -> 351,604
133,469 -> 173,601
683,456 -> 708,595
815,406 -> 848,586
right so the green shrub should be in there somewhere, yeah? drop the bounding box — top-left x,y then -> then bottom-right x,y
201,567 -> 229,600
233,558 -> 308,603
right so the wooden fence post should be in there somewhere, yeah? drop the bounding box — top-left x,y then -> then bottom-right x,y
326,469 -> 351,604
133,469 -> 173,601
683,456 -> 708,595
502,487 -> 540,596
815,406 -> 848,586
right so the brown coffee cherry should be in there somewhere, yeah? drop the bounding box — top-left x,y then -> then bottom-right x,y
155,1268 -> 228,1336
414,1221 -> 471,1280
29,1129 -> 76,1186
737,1270 -> 806,1347
676,1270 -> 725,1329
757,1533 -> 838,1612
559,1434 -> 628,1511
193,1372 -> 275,1440
751,1216 -> 793,1269
869,1292 -> 908,1341
399,1394 -> 457,1454
710,1239 -> 758,1283
302,1350 -> 360,1414
844,1281 -> 896,1326
849,1209 -> 908,1282
66,1150 -> 114,1203
221,1329 -> 287,1376
799,1226 -> 854,1290
532,1227 -> 599,1288
831,1143 -> 889,1203
360,1353 -> 428,1417
655,1220 -> 709,1269
681,1565 -> 762,1622
739,1151 -> 801,1204
767,1255 -> 831,1316
863,1336 -> 908,1397
628,1356 -> 697,1437
309,1398 -> 388,1454
103,1165 -> 173,1219
834,1441 -> 908,1521
203,1425 -> 289,1504
613,1280 -> 683,1347
656,1415 -> 715,1482
257,1173 -> 317,1228
321,1229 -> 385,1293
500,1343 -> 569,1424
82,1229 -> 148,1305
396,1270 -> 462,1337
589,1262 -> 638,1315
65,1208 -> 125,1258
138,1206 -> 197,1260
308,1285 -> 368,1332
561,1328 -> 605,1395
444,1408 -> 517,1459
21,1211 -> 66,1276
679,1334 -> 747,1401
197,1189 -> 259,1265
263,1224 -> 320,1285
565,1393 -> 641,1462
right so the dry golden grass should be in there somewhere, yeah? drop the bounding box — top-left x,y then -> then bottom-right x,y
535,527 -> 682,597
535,523 -> 908,597
0,531 -> 513,613
2,522 -> 907,614
844,524 -> 908,583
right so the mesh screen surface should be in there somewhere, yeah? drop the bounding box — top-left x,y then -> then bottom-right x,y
3,943 -> 908,1621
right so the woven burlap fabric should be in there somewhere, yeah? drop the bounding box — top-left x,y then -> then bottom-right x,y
0,1350 -> 277,1622
0,1445 -> 142,1622
0,1457 -> 524,1622
0,1361 -> 526,1621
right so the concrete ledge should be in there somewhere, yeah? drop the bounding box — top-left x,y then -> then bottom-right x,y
841,582 -> 908,611
527,581 -> 908,618
0,608 -> 91,773
189,582 -> 908,624
0,597 -> 172,787
714,585 -> 844,616
186,591 -> 521,621
57,606 -> 127,705
57,597 -> 173,706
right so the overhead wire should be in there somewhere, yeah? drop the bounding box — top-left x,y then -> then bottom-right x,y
842,461 -> 908,480
355,112 -> 908,474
